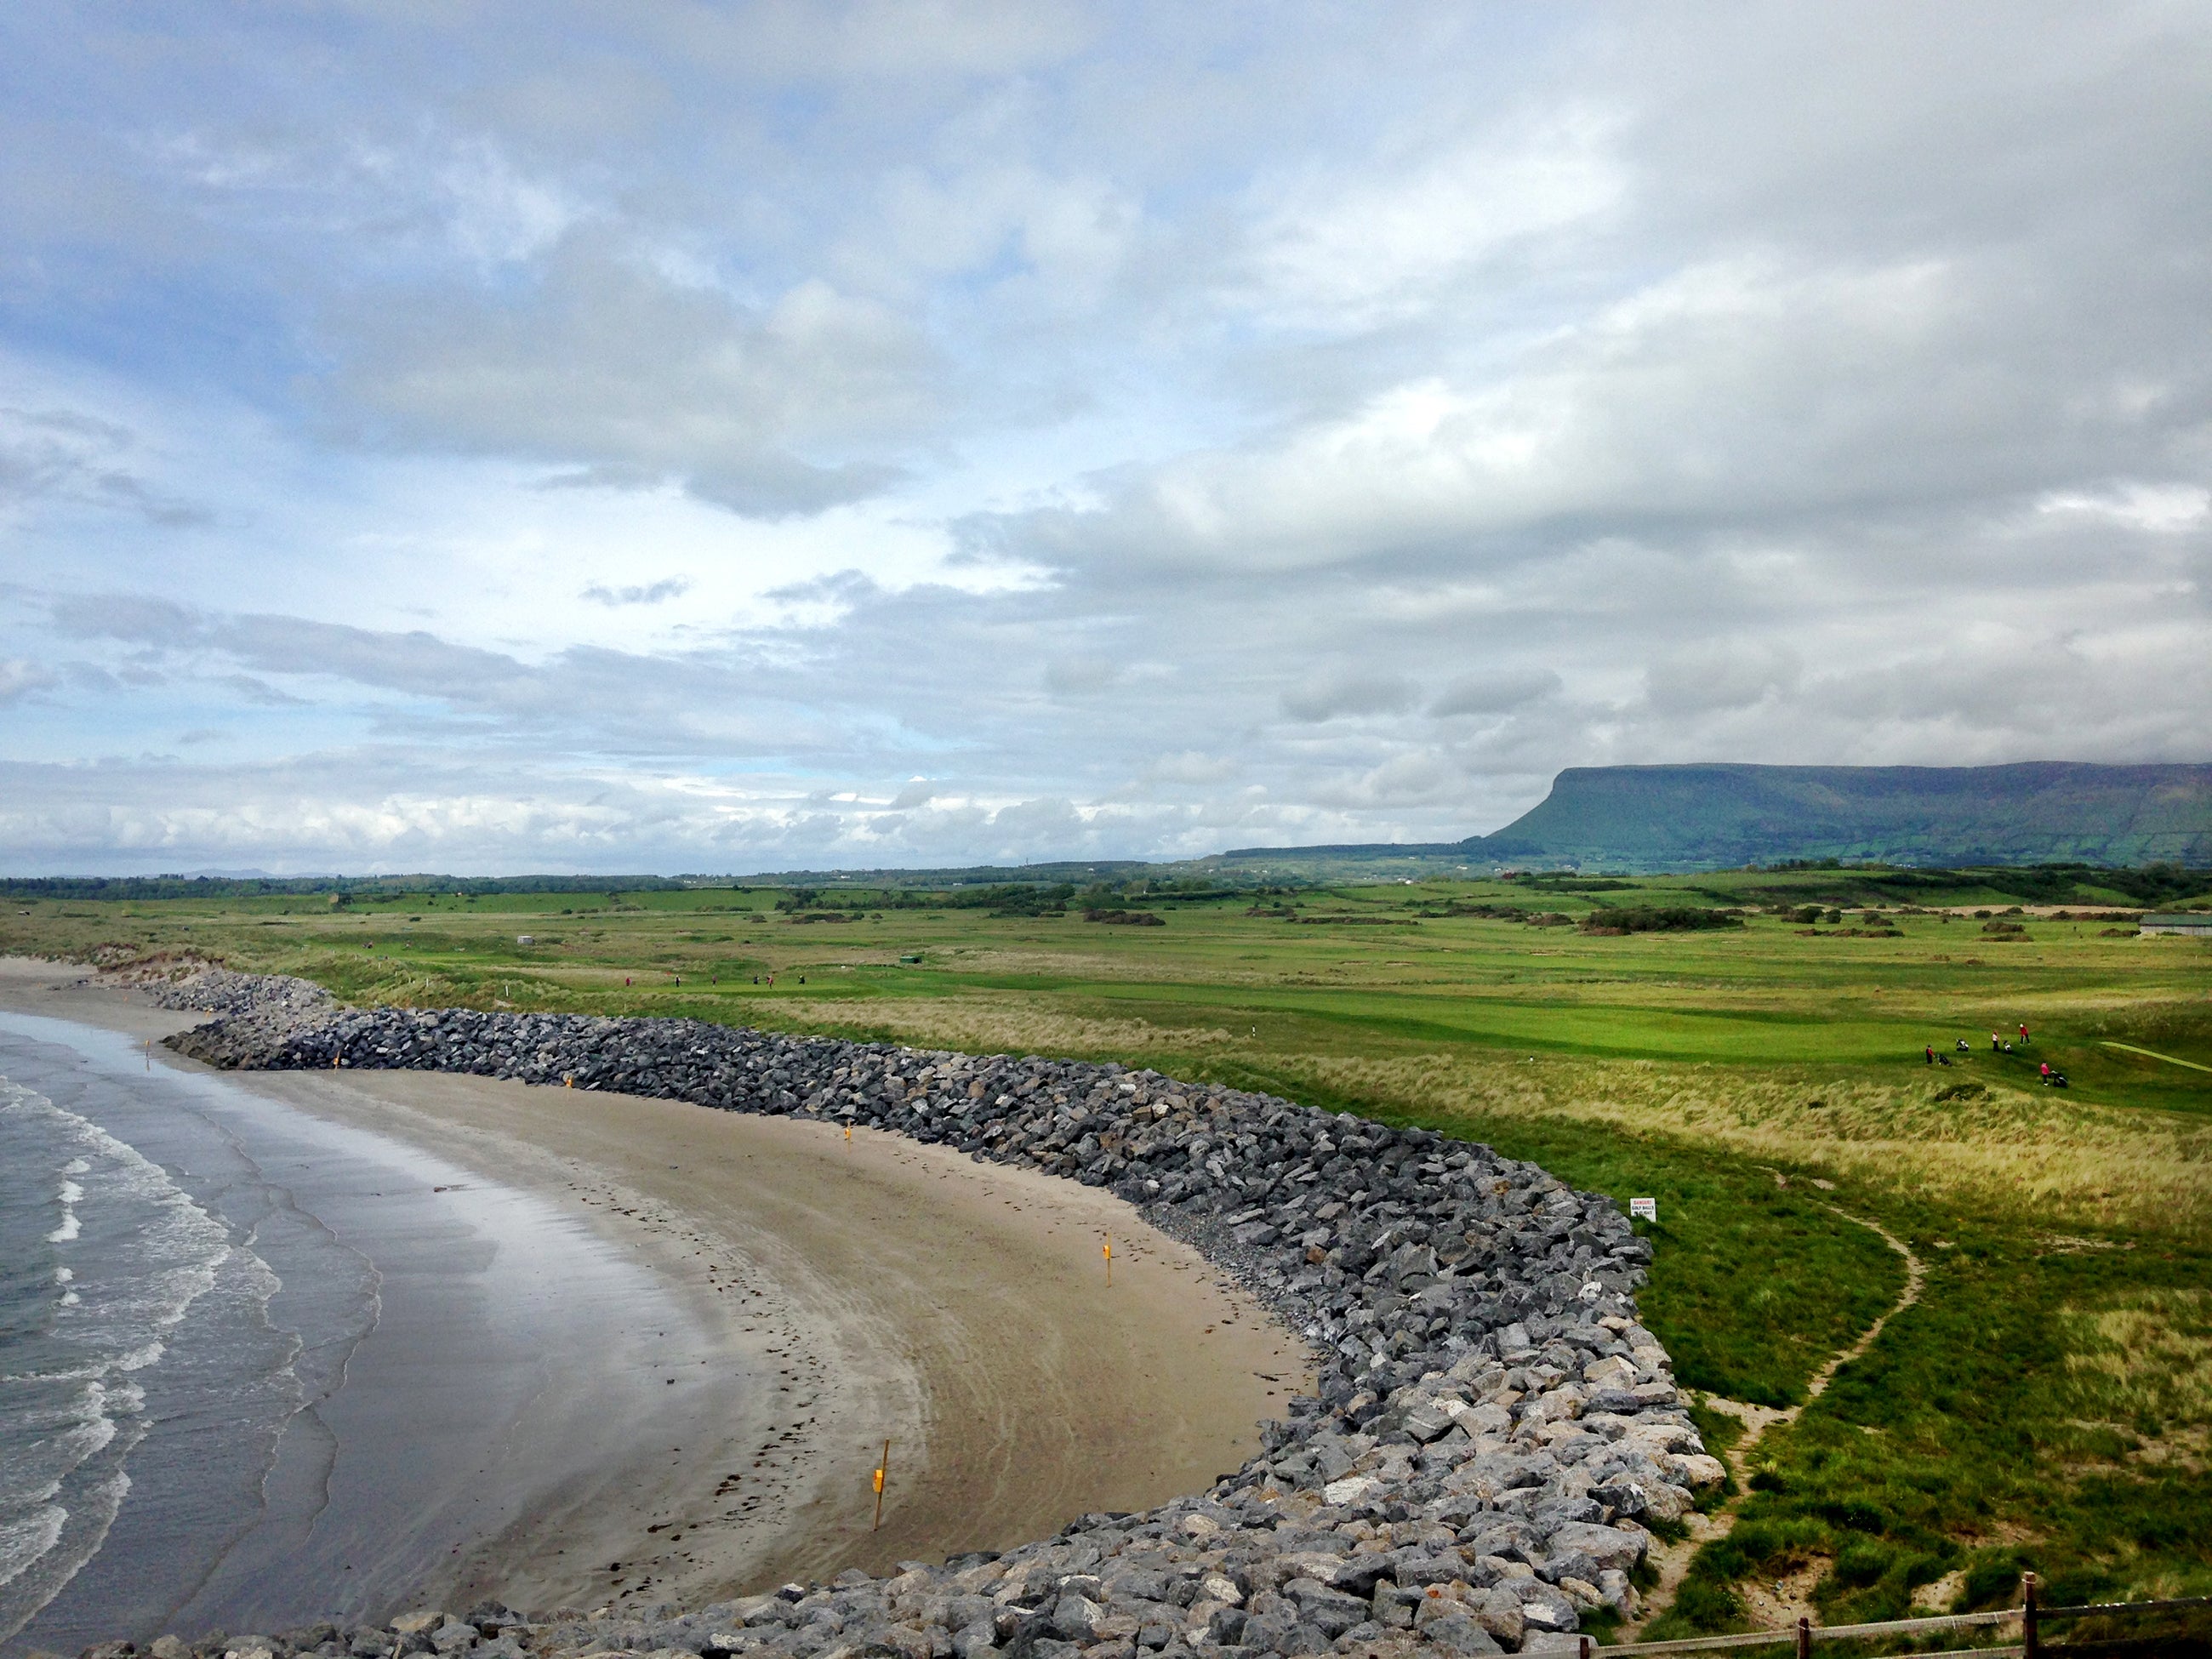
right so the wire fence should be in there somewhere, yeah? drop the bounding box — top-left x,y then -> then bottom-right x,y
1579,1575 -> 2212,1658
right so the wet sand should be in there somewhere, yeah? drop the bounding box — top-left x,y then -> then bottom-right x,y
0,961 -> 1310,1619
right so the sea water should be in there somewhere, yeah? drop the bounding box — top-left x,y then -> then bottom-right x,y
0,1017 -> 380,1650
0,1011 -> 728,1655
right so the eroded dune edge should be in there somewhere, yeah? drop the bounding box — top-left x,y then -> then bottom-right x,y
128,965 -> 1718,1659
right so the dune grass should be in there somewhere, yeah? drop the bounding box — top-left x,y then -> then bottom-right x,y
4,874 -> 2207,1624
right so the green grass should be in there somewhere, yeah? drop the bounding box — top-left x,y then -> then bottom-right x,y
1367,1106 -> 1908,1410
1654,1204 -> 2212,1631
6,872 -> 2209,1624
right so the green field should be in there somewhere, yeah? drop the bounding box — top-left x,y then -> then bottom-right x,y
6,868 -> 2209,1635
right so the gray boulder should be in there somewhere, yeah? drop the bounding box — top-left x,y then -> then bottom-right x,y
1280,1580 -> 1367,1639
1421,1613 -> 1504,1656
1545,1521 -> 1647,1574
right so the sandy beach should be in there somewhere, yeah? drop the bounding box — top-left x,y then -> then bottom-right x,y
0,961 -> 1308,1632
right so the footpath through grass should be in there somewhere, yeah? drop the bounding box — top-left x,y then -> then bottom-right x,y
5,872 -> 2208,1629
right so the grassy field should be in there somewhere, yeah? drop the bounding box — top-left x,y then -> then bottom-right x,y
4,869 -> 2208,1633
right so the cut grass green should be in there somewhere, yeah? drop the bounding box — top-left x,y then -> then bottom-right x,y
2102,1040 -> 2212,1074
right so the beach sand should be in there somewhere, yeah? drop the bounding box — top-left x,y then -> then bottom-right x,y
0,961 -> 1310,1622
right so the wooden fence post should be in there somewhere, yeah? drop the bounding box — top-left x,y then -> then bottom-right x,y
1795,1616 -> 1810,1659
2023,1571 -> 2038,1659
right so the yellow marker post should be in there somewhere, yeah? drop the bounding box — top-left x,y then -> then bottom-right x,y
871,1439 -> 890,1531
1103,1236 -> 1113,1287
844,1124 -> 852,1143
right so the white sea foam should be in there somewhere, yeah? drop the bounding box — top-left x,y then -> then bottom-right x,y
0,1506 -> 67,1593
49,1405 -> 118,1465
0,1077 -> 248,1639
47,1170 -> 85,1242
0,1471 -> 130,1629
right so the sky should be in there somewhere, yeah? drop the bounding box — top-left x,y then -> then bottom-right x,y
2,3 -> 2209,876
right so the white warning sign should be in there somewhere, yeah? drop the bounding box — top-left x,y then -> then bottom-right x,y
1630,1196 -> 1658,1222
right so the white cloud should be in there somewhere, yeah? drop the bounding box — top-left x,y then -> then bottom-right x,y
1247,105 -> 1623,328
2035,482 -> 2211,533
340,241 -> 932,515
1645,644 -> 1803,717
0,404 -> 209,527
2,3 -> 2209,872
1281,674 -> 1420,723
0,657 -> 58,706
1431,670 -> 1561,718
582,578 -> 692,607
436,141 -> 583,266
1144,750 -> 1238,786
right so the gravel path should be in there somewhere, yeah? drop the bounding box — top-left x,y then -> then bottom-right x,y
1624,1172 -> 1924,1636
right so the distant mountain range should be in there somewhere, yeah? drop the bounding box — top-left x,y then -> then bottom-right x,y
763,761 -> 2212,882
1213,761 -> 2212,874
1465,761 -> 2212,869
14,764 -> 2208,895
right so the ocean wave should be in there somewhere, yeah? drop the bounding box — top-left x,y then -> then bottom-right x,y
0,1077 -> 262,1639
0,1469 -> 131,1639
0,1505 -> 67,1593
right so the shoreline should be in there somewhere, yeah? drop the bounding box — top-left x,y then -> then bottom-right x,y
4,955 -> 1708,1659
0,960 -> 1306,1638
0,974 -> 783,1645
284,1073 -> 1314,1593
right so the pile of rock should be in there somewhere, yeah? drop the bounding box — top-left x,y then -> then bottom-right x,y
145,977 -> 1722,1659
109,957 -> 335,1022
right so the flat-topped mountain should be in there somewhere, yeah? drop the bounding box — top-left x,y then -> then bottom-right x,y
1464,761 -> 2212,870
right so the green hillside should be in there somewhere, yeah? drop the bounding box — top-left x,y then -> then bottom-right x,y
1467,761 -> 2212,870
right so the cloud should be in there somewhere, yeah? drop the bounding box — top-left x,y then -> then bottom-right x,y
983,795 -> 1085,853
3,4 -> 2211,872
219,676 -> 308,706
1044,655 -> 1122,695
338,241 -> 929,516
582,577 -> 693,607
2035,482 -> 2210,533
888,778 -> 938,809
1319,750 -> 1455,809
0,406 -> 210,527
1645,644 -> 1803,716
0,658 -> 59,705
1281,674 -> 1419,722
636,1 -> 1097,83
1246,105 -> 1623,328
435,140 -> 583,267
1144,750 -> 1238,786
1012,239 -> 2190,582
1431,669 -> 1561,718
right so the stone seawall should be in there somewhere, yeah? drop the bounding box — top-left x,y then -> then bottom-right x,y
131,967 -> 1719,1659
